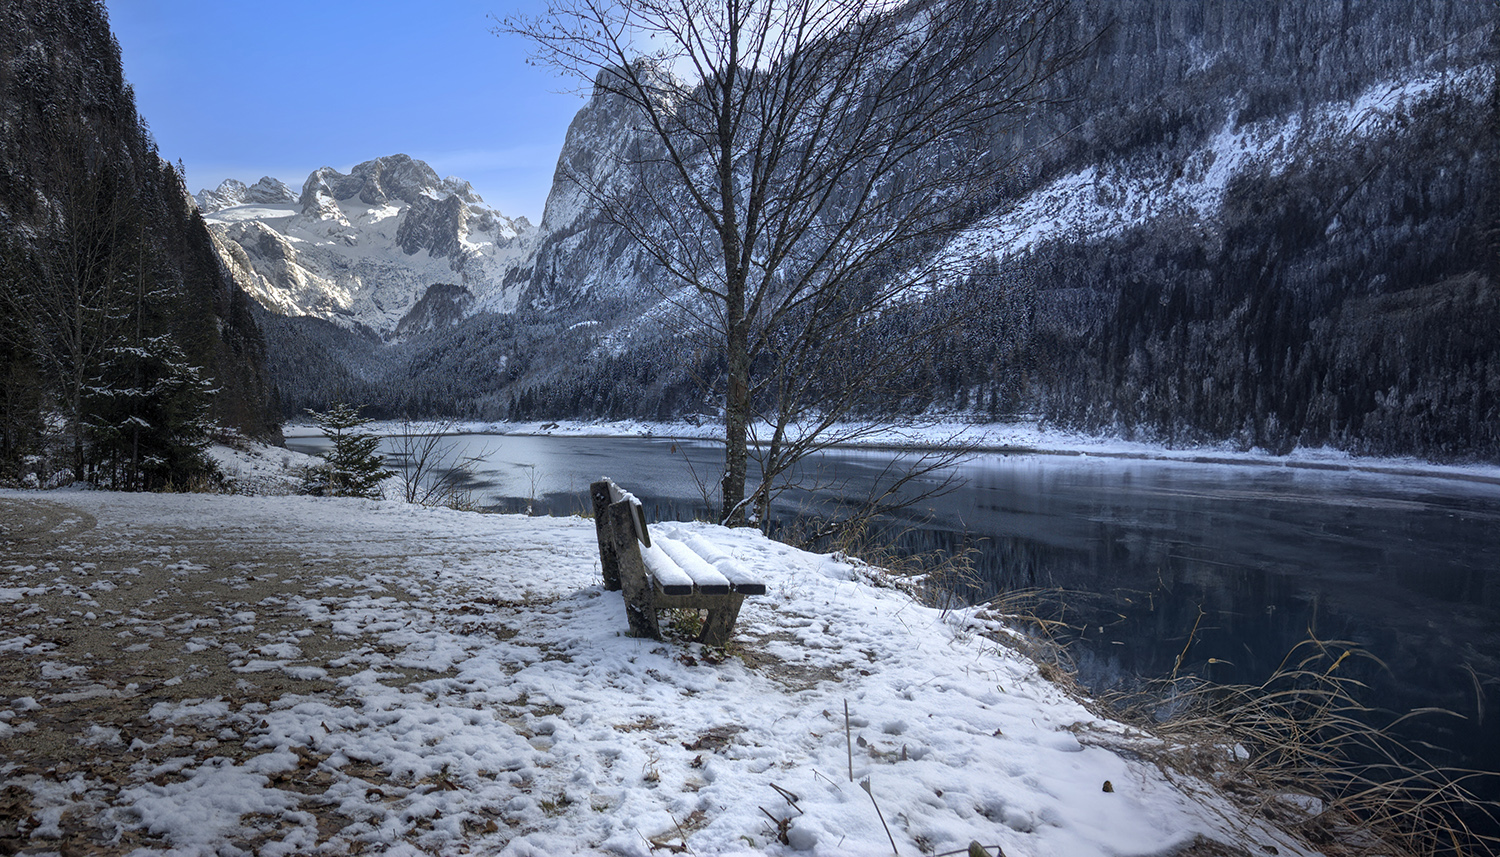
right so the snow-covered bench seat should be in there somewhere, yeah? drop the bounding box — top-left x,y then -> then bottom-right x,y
589,478 -> 765,646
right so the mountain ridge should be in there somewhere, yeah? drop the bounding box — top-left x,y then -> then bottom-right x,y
237,0 -> 1499,461
200,154 -> 535,336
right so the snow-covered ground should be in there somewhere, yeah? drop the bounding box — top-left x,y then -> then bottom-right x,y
205,440 -> 319,496
0,458 -> 1322,855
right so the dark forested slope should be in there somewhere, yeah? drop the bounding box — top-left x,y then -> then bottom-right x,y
959,0 -> 1500,458
1,0 -> 278,486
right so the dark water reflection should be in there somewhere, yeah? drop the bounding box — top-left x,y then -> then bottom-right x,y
918,455 -> 1500,788
287,433 -> 1500,786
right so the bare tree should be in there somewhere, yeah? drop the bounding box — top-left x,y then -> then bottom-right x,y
0,122 -> 143,481
391,417 -> 491,509
504,0 -> 1086,526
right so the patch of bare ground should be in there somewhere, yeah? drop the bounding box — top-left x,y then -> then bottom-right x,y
0,496 -> 474,854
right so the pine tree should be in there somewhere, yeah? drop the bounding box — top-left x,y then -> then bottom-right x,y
302,403 -> 393,499
86,335 -> 219,490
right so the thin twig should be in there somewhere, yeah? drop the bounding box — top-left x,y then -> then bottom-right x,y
861,778 -> 899,855
769,782 -> 802,810
845,699 -> 853,782
1170,604 -> 1206,682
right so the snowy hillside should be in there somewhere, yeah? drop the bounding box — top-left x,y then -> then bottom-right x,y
201,155 -> 535,335
0,487 -> 1323,855
239,0 -> 1498,463
933,67 -> 1490,271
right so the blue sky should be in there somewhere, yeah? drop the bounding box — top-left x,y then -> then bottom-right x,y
104,1 -> 586,221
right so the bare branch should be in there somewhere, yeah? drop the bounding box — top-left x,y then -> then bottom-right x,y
501,0 -> 1091,525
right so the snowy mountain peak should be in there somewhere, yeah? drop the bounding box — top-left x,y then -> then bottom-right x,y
312,154 -> 444,209
246,176 -> 296,204
295,166 -> 350,225
441,176 -> 483,204
204,155 -> 535,334
195,176 -> 296,213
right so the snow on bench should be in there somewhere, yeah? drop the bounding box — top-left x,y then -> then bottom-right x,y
647,536 -> 730,595
589,478 -> 766,645
659,526 -> 767,596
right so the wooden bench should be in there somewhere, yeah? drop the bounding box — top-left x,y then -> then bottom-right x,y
590,478 -> 766,646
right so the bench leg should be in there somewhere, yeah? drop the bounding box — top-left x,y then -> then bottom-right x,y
625,602 -> 662,640
697,594 -> 746,647
607,502 -> 660,640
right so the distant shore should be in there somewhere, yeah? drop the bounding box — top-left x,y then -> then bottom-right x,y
283,417 -> 1500,488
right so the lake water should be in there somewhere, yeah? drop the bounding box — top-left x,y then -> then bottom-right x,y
287,432 -> 1500,788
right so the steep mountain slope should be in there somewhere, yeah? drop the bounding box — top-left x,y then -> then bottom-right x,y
491,67 -> 670,320
497,0 -> 1500,460
931,59 -> 1499,458
0,0 -> 279,485
204,155 -> 535,335
244,0 -> 1499,462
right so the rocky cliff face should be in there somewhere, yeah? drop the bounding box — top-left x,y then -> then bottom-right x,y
501,68 -> 671,318
202,154 -> 534,335
195,176 -> 296,212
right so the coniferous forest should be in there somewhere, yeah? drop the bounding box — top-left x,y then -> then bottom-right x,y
0,0 -> 278,489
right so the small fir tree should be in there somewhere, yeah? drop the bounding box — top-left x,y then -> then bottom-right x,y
302,403 -> 393,499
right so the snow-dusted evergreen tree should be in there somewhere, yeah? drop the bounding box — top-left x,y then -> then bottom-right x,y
302,404 -> 393,499
86,335 -> 219,491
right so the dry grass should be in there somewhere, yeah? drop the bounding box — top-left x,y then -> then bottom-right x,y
779,519 -> 1500,855
785,516 -> 985,613
964,586 -> 1499,856
1107,637 -> 1500,857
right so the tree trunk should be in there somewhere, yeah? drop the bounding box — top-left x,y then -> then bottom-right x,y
755,423 -> 787,534
70,377 -> 84,480
721,310 -> 750,526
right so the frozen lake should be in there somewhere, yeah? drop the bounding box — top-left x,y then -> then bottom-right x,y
287,432 -> 1500,783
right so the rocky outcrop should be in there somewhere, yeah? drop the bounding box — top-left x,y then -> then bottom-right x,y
196,179 -> 249,212
295,166 -> 351,226
331,154 -> 444,207
510,69 -> 673,315
245,176 -> 296,205
396,283 -> 474,338
396,193 -> 468,259
195,176 -> 296,213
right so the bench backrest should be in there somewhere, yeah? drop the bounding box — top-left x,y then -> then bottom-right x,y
599,477 -> 650,547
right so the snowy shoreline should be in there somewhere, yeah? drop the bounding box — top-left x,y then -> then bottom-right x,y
283,417 -> 1500,488
0,489 -> 1324,855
